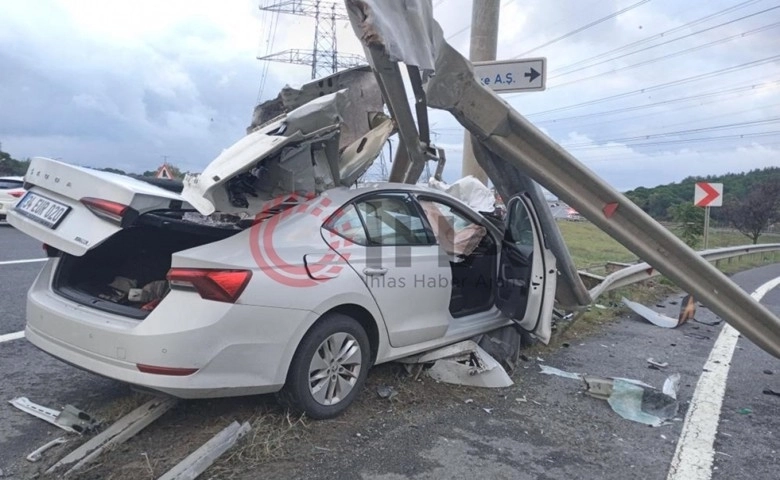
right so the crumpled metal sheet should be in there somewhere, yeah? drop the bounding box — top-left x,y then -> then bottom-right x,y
346,0 -> 440,71
622,297 -> 680,328
249,65 -> 383,149
400,340 -> 514,388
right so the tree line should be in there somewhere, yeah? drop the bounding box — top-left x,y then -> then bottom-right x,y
625,167 -> 780,244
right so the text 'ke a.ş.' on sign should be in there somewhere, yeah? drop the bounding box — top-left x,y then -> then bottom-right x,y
473,58 -> 547,93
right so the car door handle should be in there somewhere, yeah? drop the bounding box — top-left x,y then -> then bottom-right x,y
363,267 -> 388,276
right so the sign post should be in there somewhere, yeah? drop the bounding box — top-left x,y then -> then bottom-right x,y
694,182 -> 723,249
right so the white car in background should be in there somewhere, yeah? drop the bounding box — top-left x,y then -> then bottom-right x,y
8,95 -> 560,419
0,176 -> 25,222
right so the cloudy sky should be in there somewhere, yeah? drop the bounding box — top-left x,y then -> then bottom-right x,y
0,0 -> 778,190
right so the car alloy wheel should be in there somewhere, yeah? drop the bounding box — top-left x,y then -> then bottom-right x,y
308,332 -> 362,405
278,312 -> 370,419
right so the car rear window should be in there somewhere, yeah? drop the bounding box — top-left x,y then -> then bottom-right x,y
0,179 -> 23,189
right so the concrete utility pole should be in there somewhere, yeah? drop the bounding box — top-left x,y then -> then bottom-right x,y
461,0 -> 500,184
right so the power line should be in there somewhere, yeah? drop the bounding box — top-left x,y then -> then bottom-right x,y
563,131 -> 780,150
548,21 -> 780,89
532,81 -> 780,123
512,0 -> 653,58
510,54 -> 780,112
550,4 -> 780,80
561,117 -> 780,147
552,0 -> 764,74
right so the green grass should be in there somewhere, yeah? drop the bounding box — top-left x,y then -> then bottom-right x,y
556,220 -> 780,271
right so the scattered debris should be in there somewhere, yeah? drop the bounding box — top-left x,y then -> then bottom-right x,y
46,397 -> 177,477
762,388 -> 780,397
647,358 -> 669,369
622,297 -> 678,328
158,421 -> 251,480
539,365 -> 680,426
678,294 -> 697,325
376,385 -> 398,400
464,398 -> 474,404
585,373 -> 680,427
693,318 -> 722,327
515,396 -> 527,403
684,333 -> 710,340
26,437 -> 67,462
594,304 -> 607,310
763,370 -> 773,375
8,397 -> 99,434
738,408 -> 752,415
483,408 -> 493,414
539,365 -> 582,380
399,340 -> 513,388
474,326 -> 523,372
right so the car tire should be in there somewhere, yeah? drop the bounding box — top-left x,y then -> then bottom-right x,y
278,313 -> 370,419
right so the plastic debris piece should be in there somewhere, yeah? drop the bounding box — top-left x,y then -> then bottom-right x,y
622,297 -> 679,328
738,408 -> 752,415
464,398 -> 474,404
402,340 -> 513,388
762,388 -> 780,397
539,365 -> 583,380
483,408 -> 493,414
763,370 -> 773,375
27,437 -> 67,462
376,385 -> 398,400
8,397 -> 99,435
647,358 -> 669,369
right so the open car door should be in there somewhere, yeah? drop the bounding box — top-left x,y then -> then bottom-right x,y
496,195 -> 557,344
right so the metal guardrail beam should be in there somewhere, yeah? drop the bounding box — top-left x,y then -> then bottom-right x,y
589,243 -> 780,301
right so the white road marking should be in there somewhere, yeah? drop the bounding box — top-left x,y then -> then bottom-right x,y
0,258 -> 47,266
0,330 -> 25,343
667,274 -> 780,480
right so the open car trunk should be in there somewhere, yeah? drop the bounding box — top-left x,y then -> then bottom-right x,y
51,212 -> 242,319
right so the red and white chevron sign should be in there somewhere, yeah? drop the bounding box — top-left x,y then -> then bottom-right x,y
694,182 -> 723,207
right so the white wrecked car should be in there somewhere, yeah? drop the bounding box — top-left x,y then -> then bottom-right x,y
8,81 -> 564,419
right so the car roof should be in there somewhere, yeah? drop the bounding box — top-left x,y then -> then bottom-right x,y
323,182 -> 479,213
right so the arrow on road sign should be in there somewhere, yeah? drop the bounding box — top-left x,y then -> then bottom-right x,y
694,182 -> 723,207
524,68 -> 540,83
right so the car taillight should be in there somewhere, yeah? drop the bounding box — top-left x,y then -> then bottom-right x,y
136,364 -> 198,376
166,268 -> 252,303
9,191 -> 24,198
80,197 -> 136,225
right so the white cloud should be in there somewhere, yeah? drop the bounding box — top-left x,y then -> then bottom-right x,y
0,0 -> 778,188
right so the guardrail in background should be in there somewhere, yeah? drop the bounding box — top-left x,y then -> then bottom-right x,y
586,243 -> 780,303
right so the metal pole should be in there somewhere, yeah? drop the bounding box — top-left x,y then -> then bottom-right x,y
461,0 -> 500,184
703,206 -> 711,249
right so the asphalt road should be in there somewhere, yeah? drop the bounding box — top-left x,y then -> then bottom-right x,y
0,225 -> 778,479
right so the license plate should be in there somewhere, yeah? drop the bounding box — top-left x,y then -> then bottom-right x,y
15,192 -> 71,229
